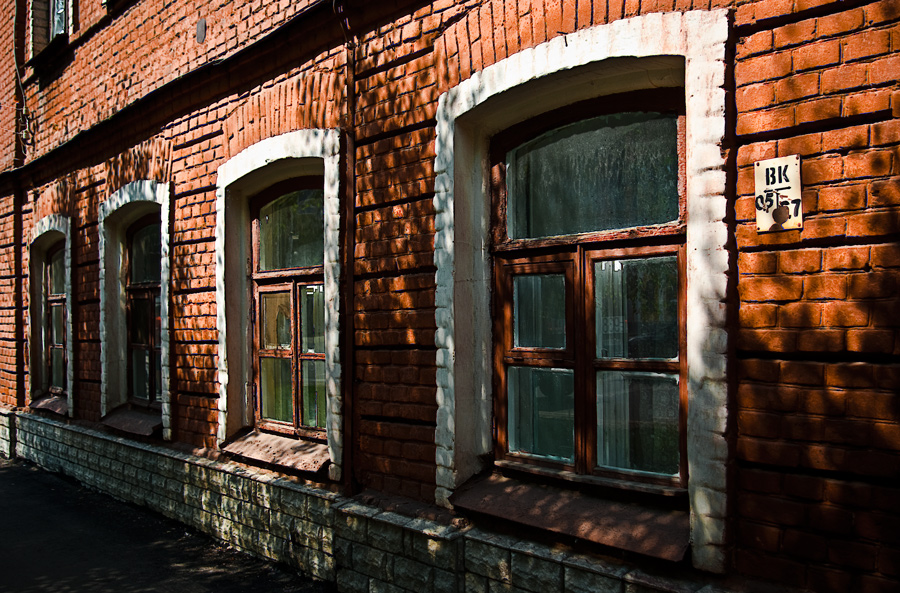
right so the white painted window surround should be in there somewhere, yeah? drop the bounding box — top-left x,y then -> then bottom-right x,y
215,129 -> 343,481
98,180 -> 172,438
433,11 -> 729,572
29,214 -> 73,412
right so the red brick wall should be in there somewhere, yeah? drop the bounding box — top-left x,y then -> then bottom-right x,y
734,0 -> 900,591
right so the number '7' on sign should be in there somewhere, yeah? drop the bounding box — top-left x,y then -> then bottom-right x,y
754,155 -> 802,233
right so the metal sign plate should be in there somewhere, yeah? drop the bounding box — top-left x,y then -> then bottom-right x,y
754,155 -> 802,233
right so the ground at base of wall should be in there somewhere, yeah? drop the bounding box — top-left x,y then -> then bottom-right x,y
0,457 -> 333,593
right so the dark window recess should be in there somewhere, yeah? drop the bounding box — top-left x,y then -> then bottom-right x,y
30,241 -> 67,416
250,177 -> 327,440
126,216 -> 162,406
490,88 -> 688,493
30,0 -> 69,60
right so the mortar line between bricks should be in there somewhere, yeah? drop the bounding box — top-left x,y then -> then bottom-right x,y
736,232 -> 900,255
173,184 -> 218,199
354,265 -> 437,282
172,130 -> 225,152
355,46 -> 434,80
736,110 -> 893,146
736,349 -> 900,365
355,192 -> 436,213
737,459 -> 900,488
733,0 -> 885,37
354,119 -> 436,148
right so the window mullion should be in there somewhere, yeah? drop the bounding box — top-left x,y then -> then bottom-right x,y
292,281 -> 301,430
573,245 -> 591,475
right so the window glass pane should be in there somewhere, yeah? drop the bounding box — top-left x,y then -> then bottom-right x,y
50,304 -> 64,346
261,292 -> 292,350
48,248 -> 65,296
259,190 -> 324,270
513,274 -> 565,349
301,360 -> 326,429
50,0 -> 66,37
301,285 -> 325,354
130,223 -> 161,285
596,371 -> 679,476
130,297 -> 152,344
595,257 -> 677,360
508,366 -> 574,462
507,113 -> 678,239
51,348 -> 65,390
260,357 -> 293,423
132,349 -> 150,400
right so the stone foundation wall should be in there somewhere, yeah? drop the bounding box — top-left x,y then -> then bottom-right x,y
0,406 -> 13,457
9,410 -> 761,593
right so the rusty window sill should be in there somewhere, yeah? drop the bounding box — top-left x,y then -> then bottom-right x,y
222,430 -> 329,474
101,407 -> 162,436
450,472 -> 690,562
29,394 -> 68,417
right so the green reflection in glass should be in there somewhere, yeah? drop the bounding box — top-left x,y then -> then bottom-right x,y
48,247 -> 65,296
132,349 -> 150,400
301,360 -> 326,429
261,292 -> 292,349
595,257 -> 677,360
596,371 -> 679,476
130,223 -> 161,284
513,274 -> 565,349
508,366 -> 574,462
51,349 -> 64,390
301,285 -> 325,354
261,357 -> 293,423
259,190 -> 324,270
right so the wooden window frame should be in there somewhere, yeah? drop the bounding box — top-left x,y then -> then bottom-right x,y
490,88 -> 688,492
45,242 -> 66,396
250,176 -> 326,441
125,214 -> 162,408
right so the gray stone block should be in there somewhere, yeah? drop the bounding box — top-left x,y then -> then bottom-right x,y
368,517 -> 406,553
336,569 -> 369,593
564,566 -> 624,593
511,552 -> 562,593
308,495 -> 335,526
335,510 -> 368,544
406,532 -> 461,570
334,535 -> 353,565
465,573 -> 489,593
433,568 -> 459,593
352,543 -> 393,581
394,556 -> 434,592
465,539 -> 511,583
308,548 -> 335,581
369,580 -> 405,593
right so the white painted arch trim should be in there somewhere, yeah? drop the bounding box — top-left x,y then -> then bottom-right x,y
433,10 -> 729,572
215,129 -> 343,481
29,214 -> 73,414
98,180 -> 172,438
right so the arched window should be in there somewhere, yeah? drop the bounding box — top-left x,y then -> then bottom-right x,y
126,216 -> 162,404
29,214 -> 71,416
250,177 -> 326,436
491,89 -> 687,487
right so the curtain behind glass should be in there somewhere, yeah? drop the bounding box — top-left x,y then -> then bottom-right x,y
507,113 -> 678,239
259,190 -> 324,270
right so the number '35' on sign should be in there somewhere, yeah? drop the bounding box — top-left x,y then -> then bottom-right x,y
754,155 -> 802,233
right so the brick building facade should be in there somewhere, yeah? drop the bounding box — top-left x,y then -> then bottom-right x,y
0,0 -> 897,591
